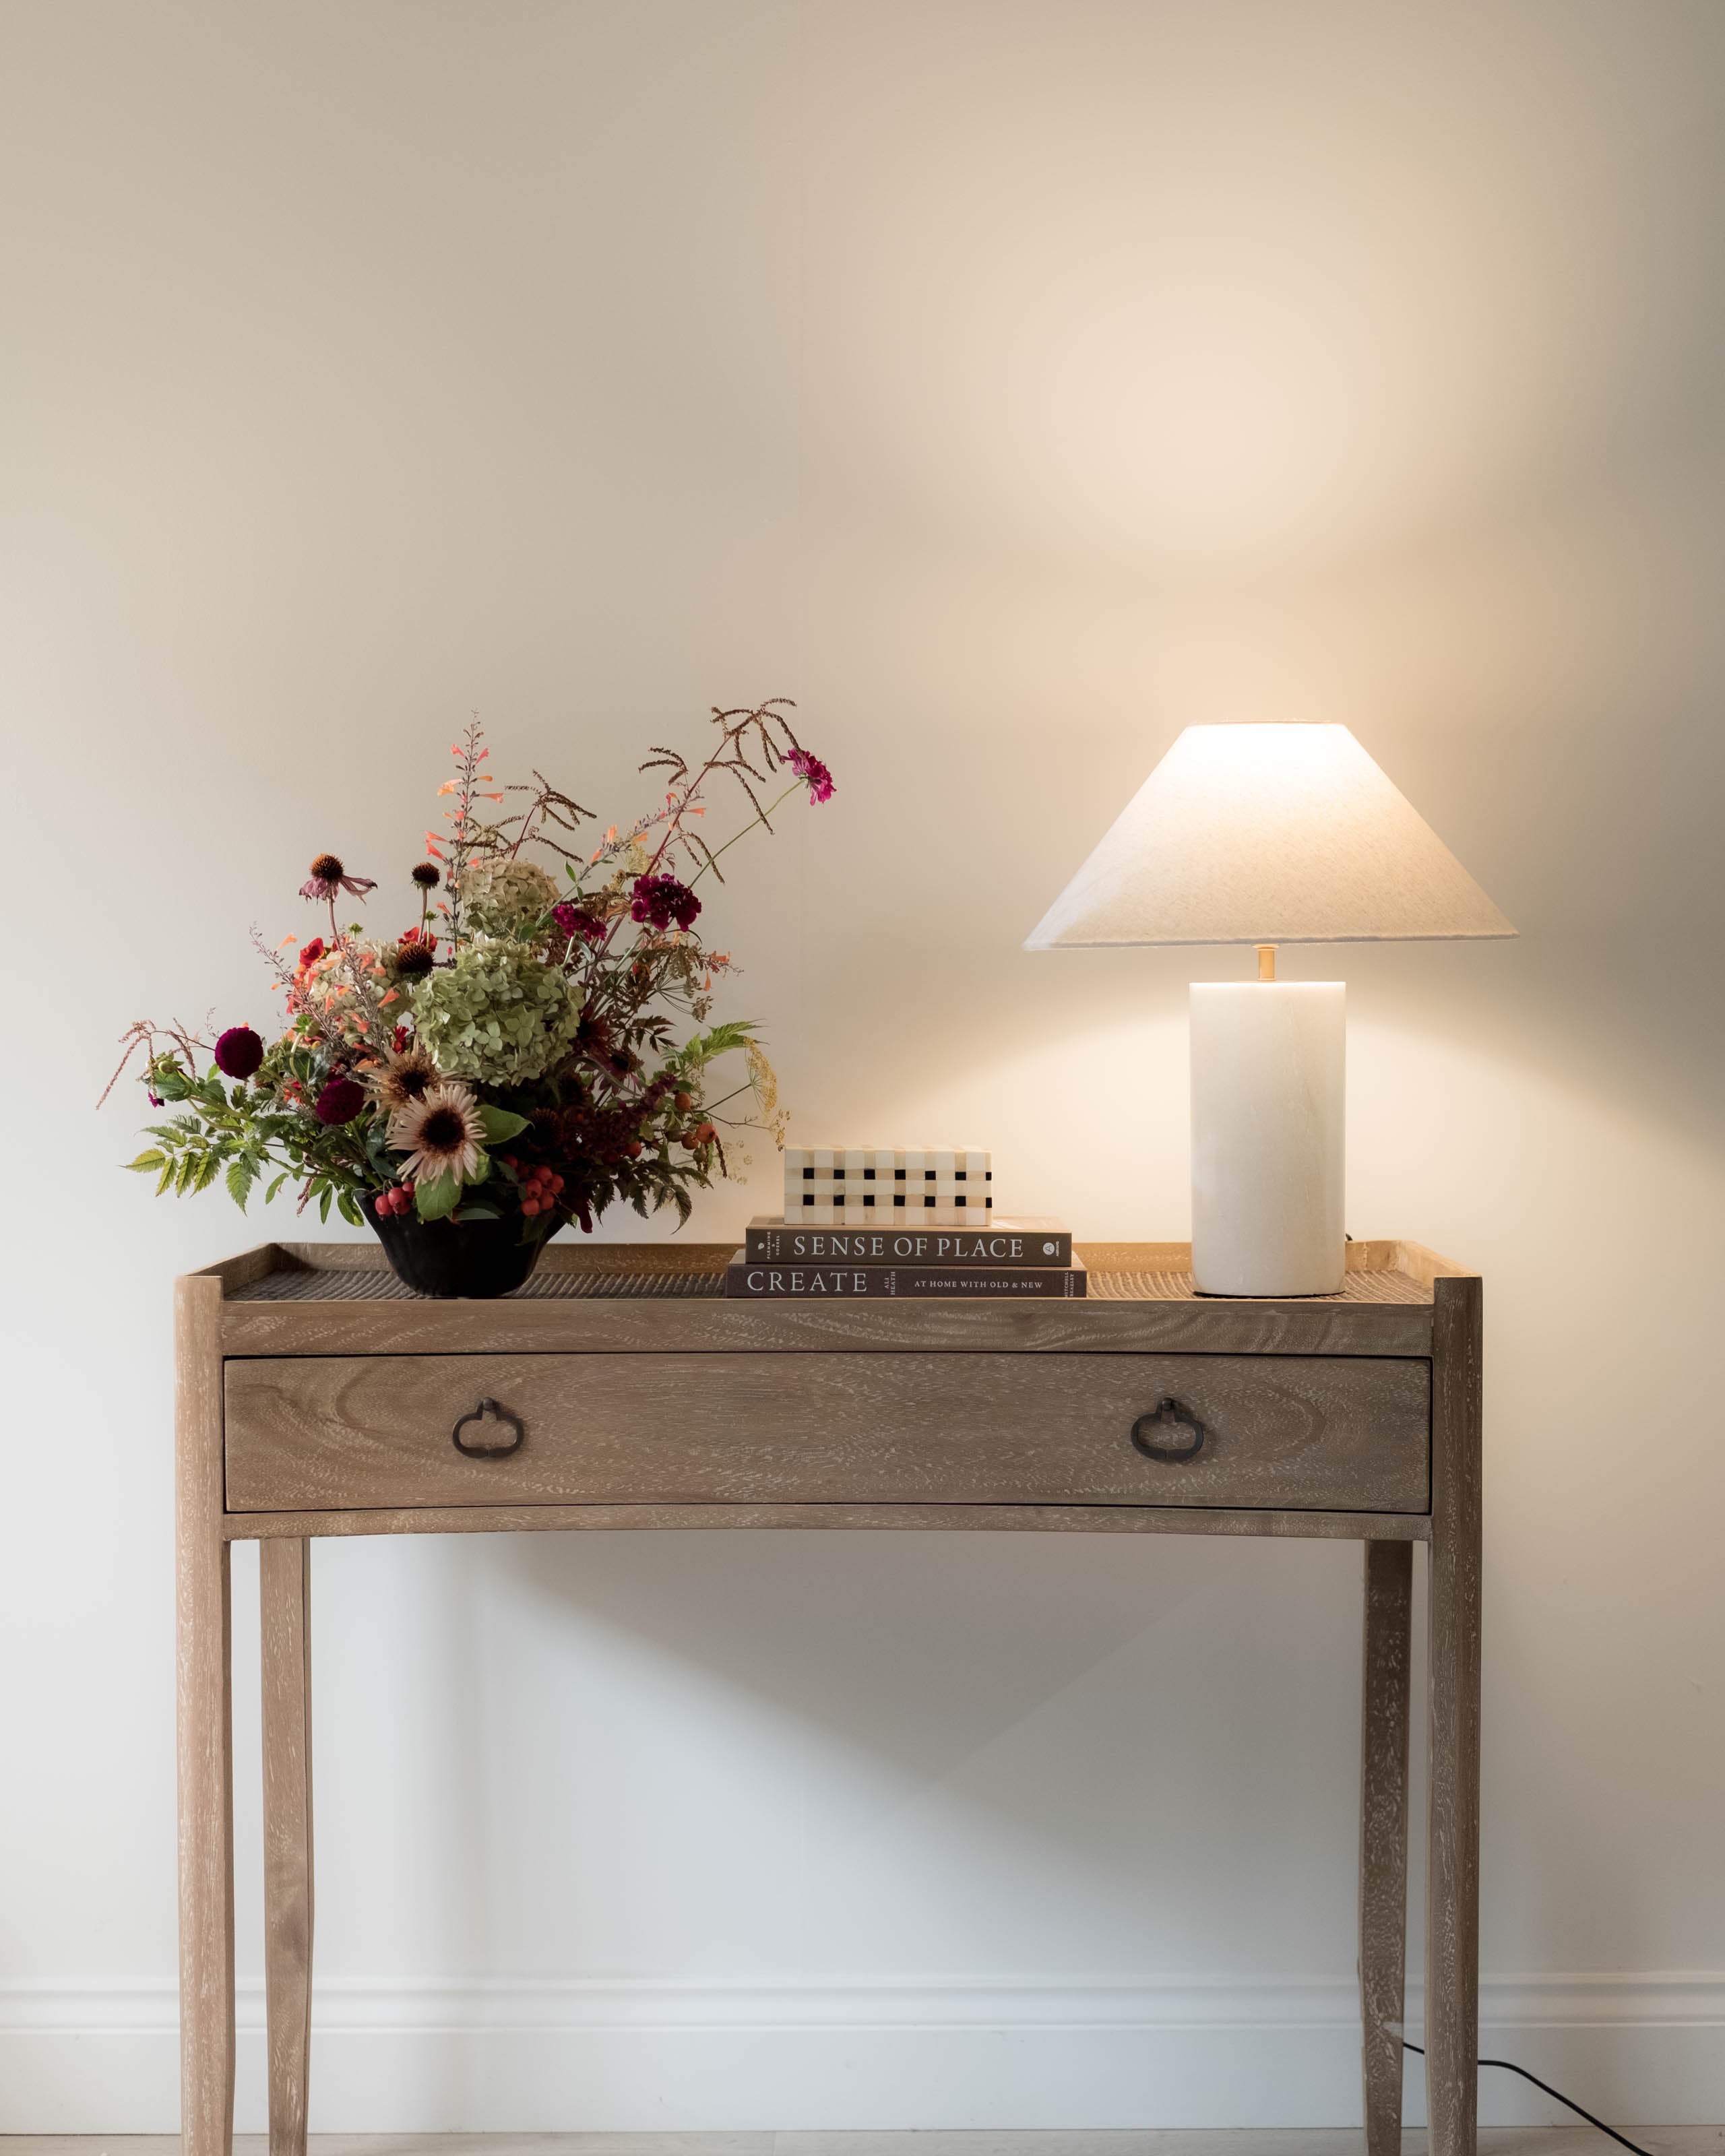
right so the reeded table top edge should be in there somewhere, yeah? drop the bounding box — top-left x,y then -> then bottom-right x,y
199,1237 -> 1468,1308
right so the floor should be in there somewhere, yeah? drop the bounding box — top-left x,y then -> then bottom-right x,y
5,2133 -> 1723,2156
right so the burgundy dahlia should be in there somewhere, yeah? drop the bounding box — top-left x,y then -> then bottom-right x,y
629,874 -> 701,932
552,899 -> 605,944
313,1075 -> 366,1125
786,747 -> 834,803
214,1025 -> 265,1080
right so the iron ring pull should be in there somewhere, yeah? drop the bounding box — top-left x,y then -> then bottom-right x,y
1130,1396 -> 1206,1463
451,1397 -> 526,1459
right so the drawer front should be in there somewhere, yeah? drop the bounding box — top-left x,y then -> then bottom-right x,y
224,1352 -> 1429,1514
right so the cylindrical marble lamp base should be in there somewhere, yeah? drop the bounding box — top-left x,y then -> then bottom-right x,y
1189,980 -> 1345,1296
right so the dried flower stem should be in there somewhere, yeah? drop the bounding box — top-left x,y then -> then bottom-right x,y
98,1017 -> 213,1106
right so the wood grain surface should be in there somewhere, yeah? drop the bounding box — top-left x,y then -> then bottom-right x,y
208,1240 -> 1438,1358
1426,1273 -> 1484,2156
224,1351 -> 1431,1515
224,1500 -> 1436,1542
1358,1538 -> 1413,2155
260,1539 -> 313,2156
176,1273 -> 234,2156
219,1294 -> 1435,1359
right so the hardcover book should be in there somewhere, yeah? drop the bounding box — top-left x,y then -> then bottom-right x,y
745,1217 -> 1073,1267
726,1253 -> 1088,1299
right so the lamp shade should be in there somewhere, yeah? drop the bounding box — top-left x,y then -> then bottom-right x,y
1025,723 -> 1515,947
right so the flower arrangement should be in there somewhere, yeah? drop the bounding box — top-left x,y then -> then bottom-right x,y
108,702 -> 833,1250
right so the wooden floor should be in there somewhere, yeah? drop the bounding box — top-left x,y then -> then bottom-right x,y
4,2132 -> 1722,2156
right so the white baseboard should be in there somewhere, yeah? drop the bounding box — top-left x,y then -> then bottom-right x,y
3,1973 -> 1720,2132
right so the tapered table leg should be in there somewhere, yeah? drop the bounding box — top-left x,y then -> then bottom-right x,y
177,1277 -> 234,2156
261,1537 -> 315,2155
1359,1537 -> 1412,2156
1426,1275 -> 1484,2156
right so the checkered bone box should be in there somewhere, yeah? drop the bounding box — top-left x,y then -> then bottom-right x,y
782,1147 -> 993,1226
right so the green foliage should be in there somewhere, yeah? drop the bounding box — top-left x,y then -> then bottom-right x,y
670,1019 -> 757,1070
122,1045 -> 379,1226
414,1172 -> 462,1222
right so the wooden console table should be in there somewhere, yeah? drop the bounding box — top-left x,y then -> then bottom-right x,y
176,1237 -> 1482,2156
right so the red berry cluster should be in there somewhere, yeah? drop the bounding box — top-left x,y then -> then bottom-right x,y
373,1185 -> 413,1218
519,1164 -> 565,1218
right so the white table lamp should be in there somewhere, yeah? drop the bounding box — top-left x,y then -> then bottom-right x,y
1026,723 -> 1515,1295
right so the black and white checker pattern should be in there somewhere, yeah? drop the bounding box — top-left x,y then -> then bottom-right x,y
782,1147 -> 993,1225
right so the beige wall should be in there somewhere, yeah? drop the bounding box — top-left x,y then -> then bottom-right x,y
3,0 -> 1722,2130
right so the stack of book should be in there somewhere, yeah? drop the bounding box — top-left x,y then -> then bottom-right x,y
725,1217 -> 1084,1298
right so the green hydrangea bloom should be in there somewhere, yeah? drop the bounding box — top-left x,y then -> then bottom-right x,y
456,857 -> 560,938
410,937 -> 581,1085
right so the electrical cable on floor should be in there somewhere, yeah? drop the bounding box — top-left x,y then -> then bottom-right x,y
1400,2039 -> 1655,2156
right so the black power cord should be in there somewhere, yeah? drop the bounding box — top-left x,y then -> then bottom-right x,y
1401,2039 -> 1656,2156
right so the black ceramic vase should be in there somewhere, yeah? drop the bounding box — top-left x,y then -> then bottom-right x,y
360,1193 -> 546,1298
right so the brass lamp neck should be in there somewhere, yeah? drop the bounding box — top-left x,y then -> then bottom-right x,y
1256,944 -> 1277,982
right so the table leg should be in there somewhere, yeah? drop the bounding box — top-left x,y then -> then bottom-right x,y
1426,1275 -> 1484,2156
261,1537 -> 315,2155
176,1276 -> 234,2156
1358,1537 -> 1412,2156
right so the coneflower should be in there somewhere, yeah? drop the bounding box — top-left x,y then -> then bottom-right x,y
371,1045 -> 440,1114
301,852 -> 378,902
389,1081 -> 486,1187
391,934 -> 437,979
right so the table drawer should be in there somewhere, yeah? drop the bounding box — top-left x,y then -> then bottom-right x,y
224,1352 -> 1429,1513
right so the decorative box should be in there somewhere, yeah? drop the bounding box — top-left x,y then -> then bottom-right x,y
782,1146 -> 993,1225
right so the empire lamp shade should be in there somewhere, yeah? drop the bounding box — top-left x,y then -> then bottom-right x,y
1024,723 -> 1515,949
